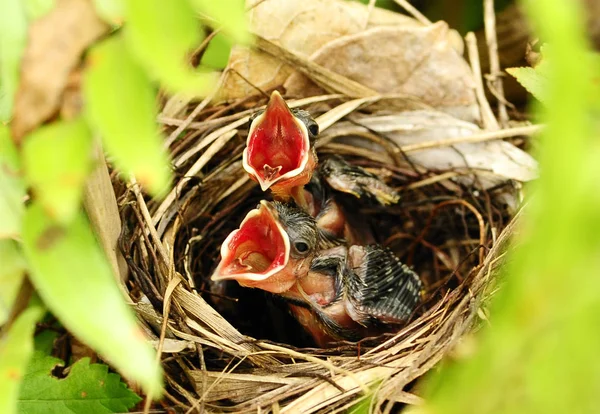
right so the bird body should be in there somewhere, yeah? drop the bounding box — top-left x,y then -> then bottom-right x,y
211,92 -> 420,346
212,201 -> 422,346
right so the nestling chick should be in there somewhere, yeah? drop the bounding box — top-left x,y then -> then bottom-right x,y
211,201 -> 422,346
243,91 -> 319,207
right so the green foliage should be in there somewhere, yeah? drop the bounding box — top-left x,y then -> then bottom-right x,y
92,0 -> 124,24
202,33 -> 232,70
21,203 -> 162,398
124,0 -> 213,94
18,354 -> 141,413
417,1 -> 600,413
189,0 -> 249,44
22,0 -> 55,20
0,0 -> 28,121
0,126 -> 25,239
0,241 -> 27,325
506,66 -> 548,104
1,0 -> 249,408
83,36 -> 170,196
22,119 -> 93,224
0,305 -> 45,414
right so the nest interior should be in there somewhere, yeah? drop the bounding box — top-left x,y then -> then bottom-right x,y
118,94 -> 519,412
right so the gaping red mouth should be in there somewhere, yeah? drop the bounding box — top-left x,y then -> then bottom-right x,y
243,91 -> 310,191
211,201 -> 290,283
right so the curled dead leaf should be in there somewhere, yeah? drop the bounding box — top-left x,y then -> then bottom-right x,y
218,0 -> 420,100
285,23 -> 479,122
320,110 -> 537,188
11,0 -> 108,141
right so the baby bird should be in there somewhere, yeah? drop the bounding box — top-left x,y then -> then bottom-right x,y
211,201 -> 422,346
243,91 -> 319,207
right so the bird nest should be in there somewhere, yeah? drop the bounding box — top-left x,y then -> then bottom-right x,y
117,93 -> 521,412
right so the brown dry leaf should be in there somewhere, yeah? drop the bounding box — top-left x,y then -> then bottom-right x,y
11,0 -> 108,141
218,0 -> 420,100
285,23 -> 479,122
83,146 -> 130,293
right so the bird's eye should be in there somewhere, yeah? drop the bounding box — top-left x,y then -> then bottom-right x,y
308,123 -> 319,137
294,241 -> 310,254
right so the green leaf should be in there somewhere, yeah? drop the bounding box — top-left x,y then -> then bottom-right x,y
506,66 -> 549,104
18,355 -> 141,414
420,1 -> 600,414
92,0 -> 124,25
33,330 -> 58,355
0,0 -> 28,121
83,35 -> 171,196
23,0 -> 55,20
201,32 -> 232,70
189,0 -> 249,44
22,118 -> 93,224
0,240 -> 27,325
124,0 -> 215,94
0,305 -> 45,414
0,126 -> 25,239
21,203 -> 162,396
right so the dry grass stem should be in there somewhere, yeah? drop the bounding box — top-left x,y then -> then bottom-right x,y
466,32 -> 500,130
484,0 -> 510,126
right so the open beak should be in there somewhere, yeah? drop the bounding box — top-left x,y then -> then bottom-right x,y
211,200 -> 291,289
242,91 -> 310,192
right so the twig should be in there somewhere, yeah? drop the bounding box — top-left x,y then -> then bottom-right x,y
466,32 -> 499,130
130,179 -> 171,267
392,0 -> 432,25
484,0 -> 510,127
399,124 -> 543,153
144,276 -> 182,414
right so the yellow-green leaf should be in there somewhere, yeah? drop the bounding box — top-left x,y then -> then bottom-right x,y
22,118 -> 93,224
506,66 -> 549,104
23,0 -> 55,20
83,35 -> 171,196
201,32 -> 232,70
124,0 -> 215,94
0,0 -> 28,121
190,0 -> 249,44
0,126 -> 25,239
92,0 -> 124,25
0,305 -> 45,414
0,240 -> 27,325
21,203 -> 162,396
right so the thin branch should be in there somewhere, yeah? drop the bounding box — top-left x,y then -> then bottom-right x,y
484,0 -> 510,126
466,32 -> 499,130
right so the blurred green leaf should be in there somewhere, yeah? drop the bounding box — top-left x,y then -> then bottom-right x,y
18,355 -> 141,413
92,0 -> 124,25
33,330 -> 58,355
190,0 -> 249,44
124,0 -> 215,94
22,118 -> 93,224
506,66 -> 548,104
0,0 -> 28,121
83,35 -> 171,196
0,126 -> 25,239
21,203 -> 162,396
0,305 -> 45,414
201,32 -> 232,70
23,0 -> 55,20
0,240 -> 27,325
418,1 -> 600,414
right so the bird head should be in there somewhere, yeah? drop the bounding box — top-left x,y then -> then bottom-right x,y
211,201 -> 321,293
243,91 -> 319,200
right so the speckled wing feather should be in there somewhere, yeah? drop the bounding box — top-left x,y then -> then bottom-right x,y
320,155 -> 400,205
343,245 -> 422,326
